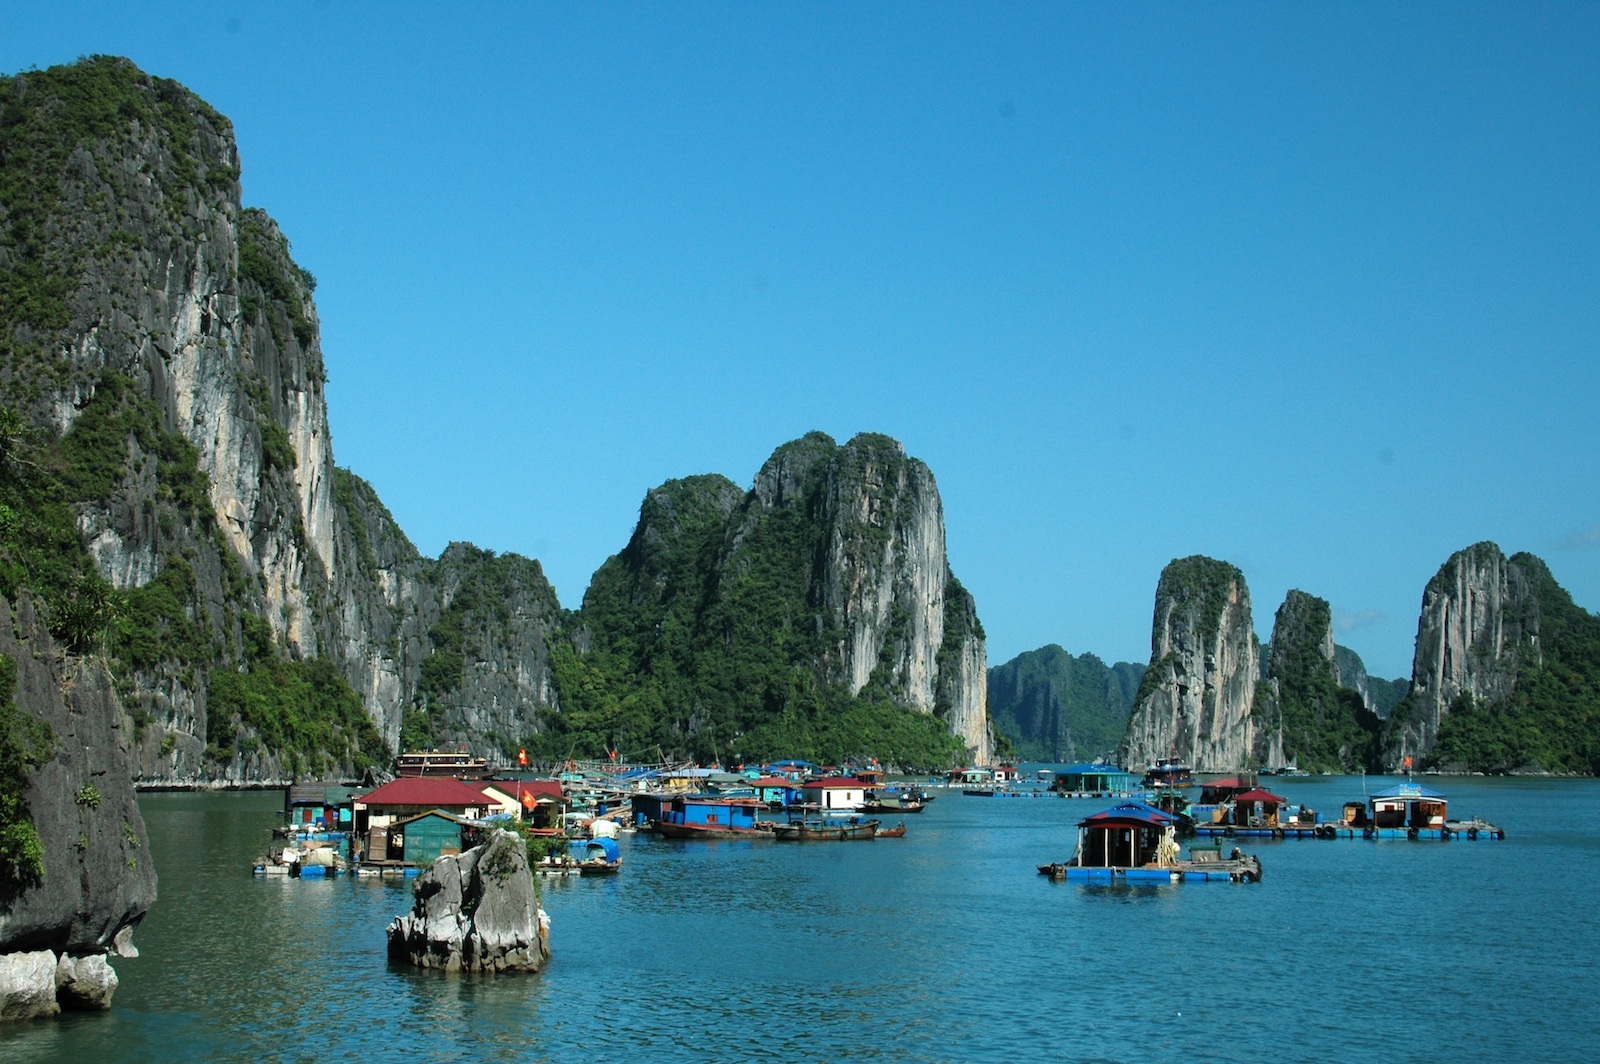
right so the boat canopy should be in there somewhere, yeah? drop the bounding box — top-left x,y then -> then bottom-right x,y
568,836 -> 621,862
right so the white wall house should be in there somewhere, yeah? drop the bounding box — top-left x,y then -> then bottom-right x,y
799,778 -> 867,811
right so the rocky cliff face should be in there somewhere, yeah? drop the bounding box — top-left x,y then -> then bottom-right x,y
1,59 -> 566,782
1255,590 -> 1379,772
582,432 -> 991,765
0,592 -> 153,1002
1119,557 -> 1262,772
1382,542 -> 1542,769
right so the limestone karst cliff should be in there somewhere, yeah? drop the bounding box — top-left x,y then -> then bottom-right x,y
1385,543 -> 1599,774
0,57 -> 571,787
577,432 -> 991,766
1118,557 -> 1262,772
1253,590 -> 1380,773
1,59 -> 992,796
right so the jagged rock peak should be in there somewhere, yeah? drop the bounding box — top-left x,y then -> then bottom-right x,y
1266,591 -> 1338,686
386,831 -> 550,973
1382,541 -> 1540,769
1119,556 -> 1260,773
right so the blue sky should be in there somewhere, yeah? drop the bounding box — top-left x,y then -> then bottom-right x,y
5,4 -> 1597,681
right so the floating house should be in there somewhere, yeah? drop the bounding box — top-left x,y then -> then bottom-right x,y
1218,788 -> 1289,829
284,782 -> 358,833
632,794 -> 767,837
1041,800 -> 1262,882
748,776 -> 796,807
1369,783 -> 1446,831
1049,764 -> 1134,796
380,810 -> 481,865
799,777 -> 868,812
353,776 -> 498,862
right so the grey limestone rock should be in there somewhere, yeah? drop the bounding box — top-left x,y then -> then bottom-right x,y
0,595 -> 155,958
55,953 -> 118,1010
0,951 -> 59,1022
1119,557 -> 1262,772
386,831 -> 549,973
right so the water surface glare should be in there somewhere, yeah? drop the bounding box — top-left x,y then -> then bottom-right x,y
2,776 -> 1595,1062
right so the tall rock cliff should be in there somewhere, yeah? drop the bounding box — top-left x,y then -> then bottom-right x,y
1384,543 -> 1598,774
0,58 -> 566,786
987,646 -> 1143,763
579,432 -> 991,766
1254,590 -> 1379,772
1118,557 -> 1262,772
1383,542 -> 1537,768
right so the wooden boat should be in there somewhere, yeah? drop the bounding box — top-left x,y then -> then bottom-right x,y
650,818 -> 772,840
771,818 -> 880,841
877,822 -> 908,838
861,789 -> 927,814
1141,756 -> 1194,789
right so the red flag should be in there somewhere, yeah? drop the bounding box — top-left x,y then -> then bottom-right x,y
1402,755 -> 1413,770
517,747 -> 528,767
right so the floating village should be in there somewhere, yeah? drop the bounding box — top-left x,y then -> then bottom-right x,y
253,749 -> 1505,887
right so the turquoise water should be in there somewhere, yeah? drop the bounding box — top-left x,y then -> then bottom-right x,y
2,776 -> 1596,1063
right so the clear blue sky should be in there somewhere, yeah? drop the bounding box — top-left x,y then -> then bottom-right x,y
5,4 -> 1598,681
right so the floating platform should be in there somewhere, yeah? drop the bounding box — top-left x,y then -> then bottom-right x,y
1038,855 -> 1262,884
1195,818 -> 1505,841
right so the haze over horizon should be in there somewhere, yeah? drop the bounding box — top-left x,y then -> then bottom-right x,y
4,4 -> 1597,682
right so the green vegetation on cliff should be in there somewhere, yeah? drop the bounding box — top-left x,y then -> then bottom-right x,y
0,653 -> 54,886
1427,554 -> 1600,774
1262,592 -> 1380,772
545,443 -> 973,769
1154,556 -> 1244,648
1,57 -> 387,781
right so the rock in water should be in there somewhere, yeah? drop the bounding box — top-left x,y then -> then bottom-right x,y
55,954 -> 119,1010
0,951 -> 60,1021
386,831 -> 549,973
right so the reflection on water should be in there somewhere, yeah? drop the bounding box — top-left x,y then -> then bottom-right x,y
1,778 -> 1597,1062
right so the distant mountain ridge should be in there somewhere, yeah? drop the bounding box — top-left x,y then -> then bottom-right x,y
987,646 -> 1141,763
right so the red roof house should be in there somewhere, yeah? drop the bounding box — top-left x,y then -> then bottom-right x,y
354,776 -> 498,819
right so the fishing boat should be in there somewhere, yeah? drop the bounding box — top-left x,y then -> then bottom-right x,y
1141,756 -> 1194,789
650,818 -> 773,840
861,788 -> 928,814
877,822 -> 908,838
1037,801 -> 1262,883
770,817 -> 880,841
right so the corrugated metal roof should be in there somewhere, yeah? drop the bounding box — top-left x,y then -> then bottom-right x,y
357,777 -> 497,807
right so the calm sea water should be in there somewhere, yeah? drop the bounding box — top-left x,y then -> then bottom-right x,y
2,775 -> 1596,1063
